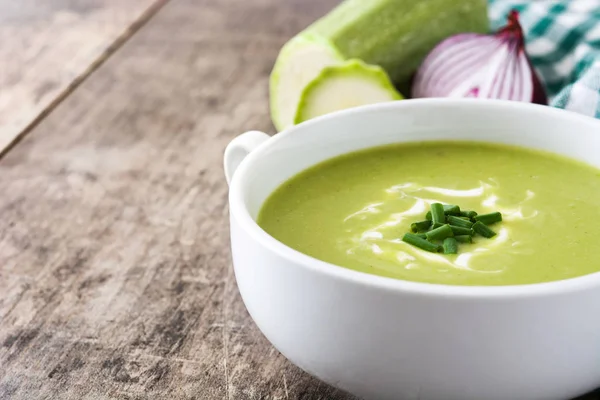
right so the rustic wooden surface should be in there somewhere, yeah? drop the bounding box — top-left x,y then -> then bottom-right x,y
0,0 -> 355,398
0,0 -> 599,399
0,0 -> 165,153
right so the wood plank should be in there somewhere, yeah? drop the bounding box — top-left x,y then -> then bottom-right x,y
0,0 -> 354,398
0,0 -> 166,154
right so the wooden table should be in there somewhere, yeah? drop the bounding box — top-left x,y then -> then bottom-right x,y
0,1 -> 598,399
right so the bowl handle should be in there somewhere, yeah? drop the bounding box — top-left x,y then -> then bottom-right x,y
224,130 -> 270,185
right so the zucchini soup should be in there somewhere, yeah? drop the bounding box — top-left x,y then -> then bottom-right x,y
257,141 -> 600,286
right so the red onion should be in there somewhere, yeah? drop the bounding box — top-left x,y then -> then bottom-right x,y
412,11 -> 547,104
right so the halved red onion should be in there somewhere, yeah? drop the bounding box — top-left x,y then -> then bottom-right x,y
412,11 -> 547,104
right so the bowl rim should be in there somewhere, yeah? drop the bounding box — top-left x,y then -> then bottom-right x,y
229,98 -> 600,299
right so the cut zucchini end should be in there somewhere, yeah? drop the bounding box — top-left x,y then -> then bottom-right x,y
293,59 -> 403,125
269,34 -> 344,131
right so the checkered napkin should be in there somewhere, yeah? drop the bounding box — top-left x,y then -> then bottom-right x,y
489,0 -> 600,117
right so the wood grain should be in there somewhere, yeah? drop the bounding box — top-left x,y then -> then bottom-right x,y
0,0 -> 166,154
0,0 -> 599,399
0,0 -> 353,398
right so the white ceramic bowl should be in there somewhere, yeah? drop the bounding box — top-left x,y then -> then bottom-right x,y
224,99 -> 600,400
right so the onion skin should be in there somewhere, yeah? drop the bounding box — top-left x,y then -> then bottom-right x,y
412,10 -> 547,105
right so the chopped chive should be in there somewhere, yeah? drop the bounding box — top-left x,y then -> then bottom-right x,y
443,237 -> 458,254
443,204 -> 461,215
430,203 -> 446,226
411,220 -> 432,233
455,235 -> 473,243
474,212 -> 503,225
425,224 -> 454,241
402,233 -> 441,253
405,203 -> 501,255
447,215 -> 473,228
449,226 -> 474,236
473,221 -> 497,238
460,210 -> 478,219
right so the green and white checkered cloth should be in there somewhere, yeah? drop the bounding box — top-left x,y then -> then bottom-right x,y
489,0 -> 600,118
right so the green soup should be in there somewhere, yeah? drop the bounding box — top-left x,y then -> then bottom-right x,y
257,142 -> 600,286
